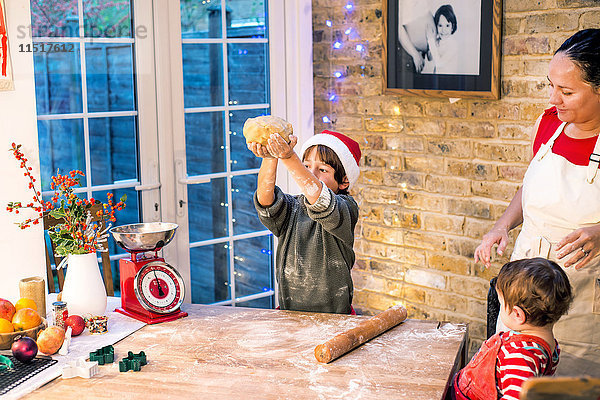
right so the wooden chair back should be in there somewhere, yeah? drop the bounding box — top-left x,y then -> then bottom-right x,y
44,203 -> 115,296
520,376 -> 600,400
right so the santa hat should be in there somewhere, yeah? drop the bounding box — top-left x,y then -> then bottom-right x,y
300,130 -> 361,188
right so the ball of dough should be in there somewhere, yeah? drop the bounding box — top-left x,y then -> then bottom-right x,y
243,115 -> 292,146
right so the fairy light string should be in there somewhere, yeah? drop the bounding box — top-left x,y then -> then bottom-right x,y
322,2 -> 366,125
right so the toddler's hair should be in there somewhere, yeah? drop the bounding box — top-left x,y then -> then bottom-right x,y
496,258 -> 573,326
302,145 -> 348,195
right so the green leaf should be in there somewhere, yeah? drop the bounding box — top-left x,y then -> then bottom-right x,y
49,209 -> 65,219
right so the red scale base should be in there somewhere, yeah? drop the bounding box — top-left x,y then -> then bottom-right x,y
115,256 -> 188,324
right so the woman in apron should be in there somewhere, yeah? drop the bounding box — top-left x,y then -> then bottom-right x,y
474,29 -> 600,376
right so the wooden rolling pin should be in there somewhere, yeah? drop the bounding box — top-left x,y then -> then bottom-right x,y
314,305 -> 408,363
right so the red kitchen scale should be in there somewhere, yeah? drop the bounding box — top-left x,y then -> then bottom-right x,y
109,222 -> 188,324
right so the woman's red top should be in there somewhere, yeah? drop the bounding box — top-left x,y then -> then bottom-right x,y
533,106 -> 599,166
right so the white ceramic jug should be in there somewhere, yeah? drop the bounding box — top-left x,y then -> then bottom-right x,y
60,252 -> 107,317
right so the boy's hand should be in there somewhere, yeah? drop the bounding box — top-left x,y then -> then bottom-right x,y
266,134 -> 297,159
247,142 -> 274,158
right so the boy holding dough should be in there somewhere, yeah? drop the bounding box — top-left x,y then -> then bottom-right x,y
452,258 -> 573,400
246,117 -> 360,314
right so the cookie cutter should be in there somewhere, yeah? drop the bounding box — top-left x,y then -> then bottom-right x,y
118,351 -> 147,372
0,355 -> 14,371
62,358 -> 99,379
89,345 -> 114,365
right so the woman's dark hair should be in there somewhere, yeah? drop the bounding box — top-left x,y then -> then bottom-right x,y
434,5 -> 457,34
555,29 -> 600,91
302,145 -> 348,195
496,258 -> 573,327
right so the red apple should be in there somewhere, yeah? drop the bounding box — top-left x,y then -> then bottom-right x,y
0,298 -> 16,321
12,337 -> 38,363
64,315 -> 86,336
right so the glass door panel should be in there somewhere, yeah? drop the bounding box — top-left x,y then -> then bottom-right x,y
33,46 -> 82,115
30,1 -> 78,37
225,0 -> 266,39
190,245 -> 230,304
188,178 -> 229,243
182,44 -> 224,108
89,116 -> 138,186
184,111 -> 226,175
229,108 -> 267,171
233,236 -> 274,299
83,0 -> 132,38
176,0 -> 275,307
231,174 -> 264,235
227,43 -> 269,105
37,119 -> 86,191
85,43 -> 135,112
180,1 -> 223,39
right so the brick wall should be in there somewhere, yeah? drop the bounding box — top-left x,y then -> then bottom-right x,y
312,0 -> 600,353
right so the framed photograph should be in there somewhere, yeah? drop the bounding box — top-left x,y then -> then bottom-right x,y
383,0 -> 502,99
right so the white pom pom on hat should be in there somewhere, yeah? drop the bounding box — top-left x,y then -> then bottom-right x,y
300,130 -> 361,188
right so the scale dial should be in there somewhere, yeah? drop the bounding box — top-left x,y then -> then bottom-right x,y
133,261 -> 185,314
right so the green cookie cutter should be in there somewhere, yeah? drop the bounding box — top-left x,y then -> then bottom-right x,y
0,355 -> 14,371
89,345 -> 115,365
118,351 -> 147,372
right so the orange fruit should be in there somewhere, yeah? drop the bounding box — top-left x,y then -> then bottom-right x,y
0,318 -> 14,333
15,298 -> 37,312
12,308 -> 42,331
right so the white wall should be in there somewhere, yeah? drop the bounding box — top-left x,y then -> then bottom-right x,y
0,0 -> 45,301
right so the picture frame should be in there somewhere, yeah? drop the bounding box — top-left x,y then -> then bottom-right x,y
383,0 -> 502,99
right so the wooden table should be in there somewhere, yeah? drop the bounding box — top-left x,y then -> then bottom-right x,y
23,305 -> 467,400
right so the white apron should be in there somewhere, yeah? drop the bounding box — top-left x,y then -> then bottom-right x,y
506,122 -> 600,376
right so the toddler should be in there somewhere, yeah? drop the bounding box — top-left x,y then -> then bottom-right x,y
453,257 -> 573,400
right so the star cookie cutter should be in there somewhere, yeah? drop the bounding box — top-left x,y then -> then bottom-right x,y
62,358 -> 99,379
119,351 -> 147,372
89,345 -> 114,365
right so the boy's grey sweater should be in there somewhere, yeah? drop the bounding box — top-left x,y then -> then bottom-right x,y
254,186 -> 359,314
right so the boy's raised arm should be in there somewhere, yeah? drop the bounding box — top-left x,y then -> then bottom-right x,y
266,134 -> 323,205
248,142 -> 278,207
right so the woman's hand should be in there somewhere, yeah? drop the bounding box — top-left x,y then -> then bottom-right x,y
266,134 -> 297,159
247,142 -> 274,158
556,224 -> 600,269
474,227 -> 510,268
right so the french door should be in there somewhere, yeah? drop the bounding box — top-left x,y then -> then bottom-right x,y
34,0 -> 313,307
154,0 -> 283,308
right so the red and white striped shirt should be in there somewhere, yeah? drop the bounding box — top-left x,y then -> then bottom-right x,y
496,330 -> 560,400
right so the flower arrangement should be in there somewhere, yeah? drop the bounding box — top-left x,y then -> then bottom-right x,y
6,143 -> 126,257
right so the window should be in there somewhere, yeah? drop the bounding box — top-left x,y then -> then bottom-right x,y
31,0 -> 141,294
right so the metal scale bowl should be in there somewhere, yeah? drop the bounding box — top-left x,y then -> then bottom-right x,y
110,223 -> 188,324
